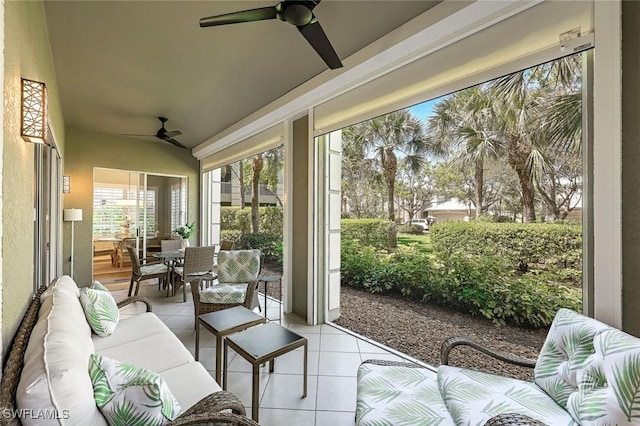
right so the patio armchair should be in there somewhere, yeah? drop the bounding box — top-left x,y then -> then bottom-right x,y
173,246 -> 217,302
191,249 -> 261,326
356,308 -> 640,426
127,246 -> 170,296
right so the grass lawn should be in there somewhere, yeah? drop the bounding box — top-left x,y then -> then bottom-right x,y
397,232 -> 433,253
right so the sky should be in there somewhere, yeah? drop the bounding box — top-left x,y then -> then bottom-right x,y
408,97 -> 442,125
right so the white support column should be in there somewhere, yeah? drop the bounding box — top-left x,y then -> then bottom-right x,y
326,130 -> 342,322
593,0 -> 622,328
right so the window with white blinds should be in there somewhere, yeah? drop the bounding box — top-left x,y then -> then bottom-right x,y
170,182 -> 186,233
93,185 -> 156,237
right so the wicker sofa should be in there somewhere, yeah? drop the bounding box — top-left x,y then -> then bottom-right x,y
0,276 -> 258,426
356,308 -> 640,425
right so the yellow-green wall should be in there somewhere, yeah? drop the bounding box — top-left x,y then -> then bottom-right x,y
64,128 -> 199,286
2,0 -> 66,354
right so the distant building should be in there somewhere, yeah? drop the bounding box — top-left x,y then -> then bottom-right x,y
425,199 -> 476,223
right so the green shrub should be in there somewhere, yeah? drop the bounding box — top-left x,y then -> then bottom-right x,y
341,219 -> 397,250
235,209 -> 251,234
397,224 -> 424,234
221,206 -> 283,238
234,232 -> 281,264
340,239 -> 582,328
259,206 -> 283,236
220,230 -> 242,244
430,222 -> 582,273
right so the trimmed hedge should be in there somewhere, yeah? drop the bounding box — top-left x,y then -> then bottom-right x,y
430,222 -> 582,273
340,239 -> 582,328
221,206 -> 283,238
341,219 -> 397,250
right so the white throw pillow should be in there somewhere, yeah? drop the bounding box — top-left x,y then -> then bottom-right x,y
80,288 -> 119,337
89,354 -> 182,426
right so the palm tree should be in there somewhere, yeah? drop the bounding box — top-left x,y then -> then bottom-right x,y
428,55 -> 582,222
489,55 -> 581,222
249,146 -> 283,233
427,88 -> 498,218
343,110 -> 426,221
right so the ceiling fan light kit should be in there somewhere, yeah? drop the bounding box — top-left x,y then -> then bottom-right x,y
200,0 -> 343,70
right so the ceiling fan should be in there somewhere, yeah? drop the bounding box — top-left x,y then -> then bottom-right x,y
120,117 -> 187,149
199,0 -> 343,70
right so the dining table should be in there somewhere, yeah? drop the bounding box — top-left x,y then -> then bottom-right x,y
152,250 -> 185,296
152,249 -> 219,298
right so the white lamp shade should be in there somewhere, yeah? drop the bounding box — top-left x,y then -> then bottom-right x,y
63,208 -> 83,222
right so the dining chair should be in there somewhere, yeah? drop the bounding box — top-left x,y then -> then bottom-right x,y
127,247 -> 170,297
161,239 -> 182,252
173,246 -> 216,302
191,249 -> 261,326
113,237 -> 138,268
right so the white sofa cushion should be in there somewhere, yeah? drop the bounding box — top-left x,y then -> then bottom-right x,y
93,313 -> 168,352
438,365 -> 578,425
40,275 -> 80,300
356,361 -> 454,426
97,330 -> 193,374
17,280 -> 106,426
159,363 -> 222,410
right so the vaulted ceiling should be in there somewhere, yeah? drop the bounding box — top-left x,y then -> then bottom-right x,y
44,1 -> 439,150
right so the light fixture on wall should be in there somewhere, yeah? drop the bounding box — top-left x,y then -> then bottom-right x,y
63,208 -> 83,279
63,175 -> 71,193
20,78 -> 48,144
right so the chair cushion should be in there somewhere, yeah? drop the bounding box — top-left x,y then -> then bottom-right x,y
217,250 -> 260,283
80,287 -> 120,337
199,283 -> 248,304
140,262 -> 169,275
565,328 -> 640,425
356,361 -> 455,426
437,365 -> 578,425
89,354 -> 182,426
534,308 -> 614,409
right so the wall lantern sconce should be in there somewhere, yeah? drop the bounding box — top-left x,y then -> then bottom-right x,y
63,175 -> 71,193
20,78 -> 48,144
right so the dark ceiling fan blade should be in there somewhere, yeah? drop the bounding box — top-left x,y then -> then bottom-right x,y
162,137 -> 187,149
298,18 -> 343,69
200,6 -> 278,27
119,133 -> 155,137
163,130 -> 182,138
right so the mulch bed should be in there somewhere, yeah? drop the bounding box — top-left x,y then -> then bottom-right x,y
335,286 -> 548,381
258,263 -> 547,381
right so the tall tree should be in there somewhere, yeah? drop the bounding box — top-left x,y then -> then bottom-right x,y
249,146 -> 284,233
343,110 -> 426,221
427,88 -> 498,218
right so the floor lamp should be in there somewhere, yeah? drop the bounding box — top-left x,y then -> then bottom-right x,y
63,208 -> 83,279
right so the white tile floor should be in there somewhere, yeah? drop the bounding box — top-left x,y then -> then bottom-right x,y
114,281 -> 414,426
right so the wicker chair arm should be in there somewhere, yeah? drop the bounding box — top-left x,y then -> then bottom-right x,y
169,391 -> 258,425
177,391 -> 246,417
169,412 -> 260,426
116,296 -> 153,312
361,359 -> 428,369
484,413 -> 548,425
441,336 -> 536,368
